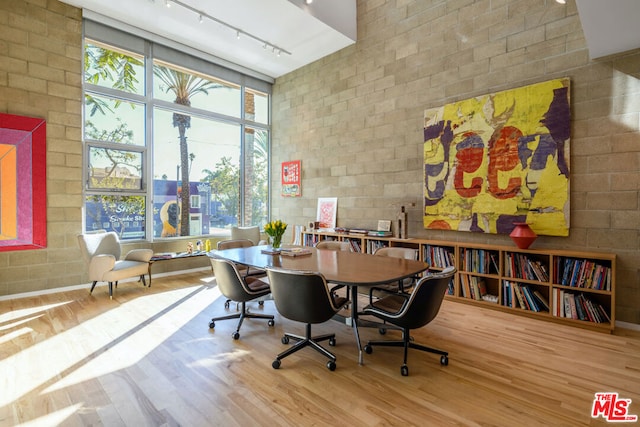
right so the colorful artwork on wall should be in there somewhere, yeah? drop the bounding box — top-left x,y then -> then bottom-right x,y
281,160 -> 301,197
316,197 -> 337,229
0,113 -> 47,251
423,78 -> 570,236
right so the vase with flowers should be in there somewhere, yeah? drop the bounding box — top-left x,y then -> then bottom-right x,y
264,219 -> 287,250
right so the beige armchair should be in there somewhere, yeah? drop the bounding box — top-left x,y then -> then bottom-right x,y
77,231 -> 153,299
230,226 -> 266,245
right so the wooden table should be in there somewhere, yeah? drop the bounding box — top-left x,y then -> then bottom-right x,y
208,245 -> 429,364
148,251 -> 211,286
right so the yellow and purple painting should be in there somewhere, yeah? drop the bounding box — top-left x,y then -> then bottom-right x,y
423,78 -> 570,236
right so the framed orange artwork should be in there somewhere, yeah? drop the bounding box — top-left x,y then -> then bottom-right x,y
0,112 -> 47,251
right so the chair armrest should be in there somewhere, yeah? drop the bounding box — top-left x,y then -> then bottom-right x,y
258,239 -> 267,245
124,249 -> 153,262
88,254 -> 116,279
368,285 -> 405,304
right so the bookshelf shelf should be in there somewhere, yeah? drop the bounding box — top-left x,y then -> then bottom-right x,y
302,230 -> 616,332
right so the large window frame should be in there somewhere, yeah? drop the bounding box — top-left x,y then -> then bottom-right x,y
81,20 -> 272,242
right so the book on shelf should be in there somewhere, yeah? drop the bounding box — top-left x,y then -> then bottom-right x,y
532,290 -> 550,312
367,230 -> 393,237
349,228 -> 369,234
280,247 -> 312,257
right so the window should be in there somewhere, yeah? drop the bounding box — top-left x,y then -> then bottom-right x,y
82,26 -> 271,241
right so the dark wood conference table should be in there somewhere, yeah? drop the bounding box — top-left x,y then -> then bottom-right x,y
208,245 -> 430,364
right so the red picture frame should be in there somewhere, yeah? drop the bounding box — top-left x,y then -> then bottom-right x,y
0,112 -> 47,251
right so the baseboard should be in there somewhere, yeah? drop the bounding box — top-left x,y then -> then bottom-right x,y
616,321 -> 640,332
0,266 -> 212,302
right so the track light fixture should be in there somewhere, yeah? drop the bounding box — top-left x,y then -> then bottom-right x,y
162,0 -> 290,56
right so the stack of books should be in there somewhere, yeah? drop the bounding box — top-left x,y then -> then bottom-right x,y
280,247 -> 312,257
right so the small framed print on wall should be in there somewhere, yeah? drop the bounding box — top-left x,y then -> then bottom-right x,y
316,197 -> 337,229
281,160 -> 301,197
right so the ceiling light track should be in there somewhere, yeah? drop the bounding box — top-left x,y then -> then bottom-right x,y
166,0 -> 291,56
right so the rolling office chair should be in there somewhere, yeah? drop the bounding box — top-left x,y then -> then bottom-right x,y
315,240 -> 351,251
362,267 -> 456,376
371,246 -> 420,294
209,258 -> 275,339
216,238 -> 267,309
266,268 -> 348,371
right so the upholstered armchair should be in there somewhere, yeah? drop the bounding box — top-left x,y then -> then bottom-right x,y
77,231 -> 153,299
230,226 -> 267,245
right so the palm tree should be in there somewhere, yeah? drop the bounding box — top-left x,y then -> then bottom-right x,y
154,66 -> 221,236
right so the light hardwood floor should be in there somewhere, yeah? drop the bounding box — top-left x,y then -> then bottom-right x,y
1,271 -> 639,426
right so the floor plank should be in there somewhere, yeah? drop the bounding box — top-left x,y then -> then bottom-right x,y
1,272 -> 639,426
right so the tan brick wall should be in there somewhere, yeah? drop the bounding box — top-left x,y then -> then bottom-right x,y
0,0 -> 84,295
272,0 -> 640,324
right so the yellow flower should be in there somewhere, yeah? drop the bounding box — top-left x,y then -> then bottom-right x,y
264,220 -> 287,237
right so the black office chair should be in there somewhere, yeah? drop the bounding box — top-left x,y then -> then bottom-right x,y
362,267 -> 456,376
209,258 -> 275,339
217,238 -> 267,309
266,268 -> 348,371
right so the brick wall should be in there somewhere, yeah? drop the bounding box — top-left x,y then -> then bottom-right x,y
272,0 -> 640,324
0,0 -> 84,295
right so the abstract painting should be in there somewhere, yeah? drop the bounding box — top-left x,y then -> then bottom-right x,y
423,78 -> 570,236
0,113 -> 47,251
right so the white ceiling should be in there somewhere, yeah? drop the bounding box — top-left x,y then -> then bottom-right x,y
58,0 -> 639,81
576,0 -> 640,59
59,0 -> 356,81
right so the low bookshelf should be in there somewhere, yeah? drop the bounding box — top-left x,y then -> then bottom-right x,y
301,230 -> 616,332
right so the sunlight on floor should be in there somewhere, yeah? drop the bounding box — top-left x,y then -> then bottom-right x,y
16,404 -> 83,427
0,283 -> 222,408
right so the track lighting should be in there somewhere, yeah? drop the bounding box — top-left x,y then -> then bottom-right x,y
158,0 -> 291,56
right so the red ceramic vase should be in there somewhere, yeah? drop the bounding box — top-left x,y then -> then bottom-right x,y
509,222 -> 537,249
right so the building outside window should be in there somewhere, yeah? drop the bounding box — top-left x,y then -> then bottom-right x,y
82,23 -> 271,241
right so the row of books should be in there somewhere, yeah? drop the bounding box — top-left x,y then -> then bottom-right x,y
460,275 -> 486,300
424,245 -> 455,269
552,289 -> 611,323
555,257 -> 612,291
345,238 -> 362,253
504,253 -> 549,282
366,240 -> 387,253
461,248 -> 499,274
502,280 -> 550,312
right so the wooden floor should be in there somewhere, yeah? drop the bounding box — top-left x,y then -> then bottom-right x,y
1,271 -> 639,427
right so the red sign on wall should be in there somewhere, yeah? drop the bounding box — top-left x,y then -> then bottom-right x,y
281,160 -> 301,197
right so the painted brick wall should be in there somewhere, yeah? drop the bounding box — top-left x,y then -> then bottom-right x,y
272,0 -> 640,324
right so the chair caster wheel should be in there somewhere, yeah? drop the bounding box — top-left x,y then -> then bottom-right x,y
268,319 -> 275,327
401,365 -> 409,376
327,361 -> 336,371
259,301 -> 264,306
209,321 -> 215,328
282,336 -> 289,344
232,331 -> 240,340
272,359 -> 281,369
364,344 -> 373,354
329,337 -> 336,346
440,355 -> 449,366
378,328 -> 386,335
224,301 -> 230,309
